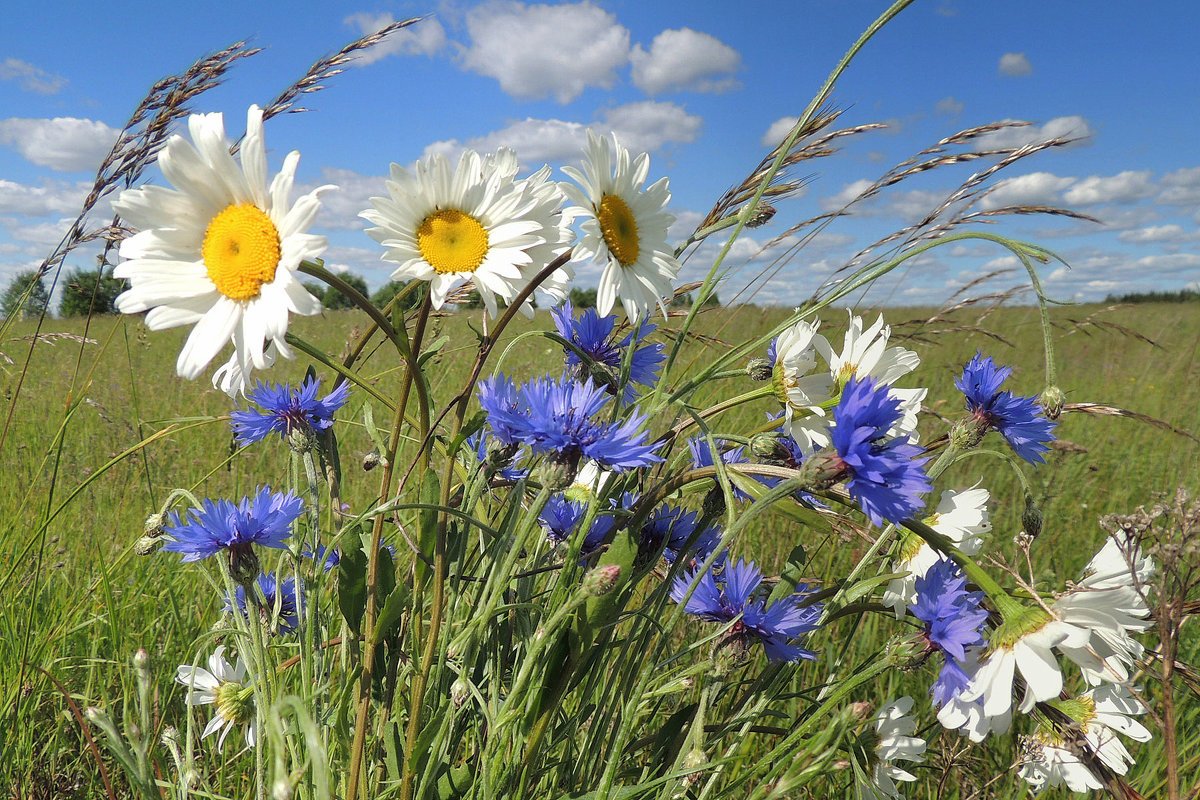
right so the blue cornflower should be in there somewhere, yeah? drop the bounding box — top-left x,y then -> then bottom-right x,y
466,430 -> 525,482
226,573 -> 305,634
230,377 -> 350,446
478,374 -> 662,472
765,337 -> 778,367
688,436 -> 751,501
551,300 -> 664,401
671,558 -> 821,663
303,541 -> 396,572
640,501 -> 724,566
539,494 -> 587,544
955,352 -> 1056,464
830,376 -> 931,526
909,558 -> 988,706
162,487 -> 302,570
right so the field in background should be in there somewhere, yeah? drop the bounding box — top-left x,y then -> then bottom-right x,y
2,301 -> 1198,797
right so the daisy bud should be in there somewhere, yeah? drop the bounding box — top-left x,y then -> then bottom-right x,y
746,357 -> 773,382
1039,385 -> 1066,420
537,457 -> 578,491
950,416 -> 988,451
1022,495 -> 1044,540
160,725 -> 181,751
582,564 -> 622,597
451,677 -> 471,708
287,427 -> 318,455
144,513 -> 166,538
229,545 -> 262,587
134,535 -> 161,556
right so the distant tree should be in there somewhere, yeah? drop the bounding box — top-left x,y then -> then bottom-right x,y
1104,288 -> 1199,304
669,292 -> 720,309
322,272 -> 370,311
1,269 -> 51,320
569,287 -> 597,308
59,266 -> 125,316
302,281 -> 325,301
459,290 -> 486,310
371,280 -> 425,311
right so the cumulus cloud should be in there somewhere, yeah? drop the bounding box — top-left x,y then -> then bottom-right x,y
423,101 -> 700,164
0,178 -> 90,216
974,116 -> 1094,149
0,117 -> 119,172
0,57 -> 66,94
630,27 -> 740,95
459,1 -> 630,103
1117,224 -> 1200,244
301,167 -> 387,230
761,116 -> 798,147
982,171 -> 1075,209
1063,170 -> 1155,205
1158,166 -> 1200,205
343,12 -> 448,64
998,52 -> 1032,77
935,96 -> 964,116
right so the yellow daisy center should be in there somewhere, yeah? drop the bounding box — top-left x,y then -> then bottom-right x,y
598,193 -> 640,267
202,203 -> 281,301
417,209 -> 489,274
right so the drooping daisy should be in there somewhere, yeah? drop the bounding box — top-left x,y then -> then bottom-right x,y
671,558 -> 820,663
225,573 -> 304,635
1018,684 -> 1151,795
884,486 -> 991,615
175,646 -> 257,750
551,299 -> 664,401
361,147 -> 566,315
828,376 -> 931,527
956,352 -> 1057,463
561,131 -> 680,321
113,106 -> 331,396
162,487 -> 302,580
770,319 -> 833,431
854,696 -> 927,800
1052,530 -> 1154,685
230,376 -> 350,448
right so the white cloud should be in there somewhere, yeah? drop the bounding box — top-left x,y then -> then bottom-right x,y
761,116 -> 798,147
343,12 -> 448,64
935,96 -> 964,116
974,115 -> 1094,149
998,52 -> 1032,77
0,117 -> 118,172
1158,166 -> 1200,205
1062,170 -> 1154,205
459,1 -> 630,103
821,179 -> 875,211
303,168 -> 387,230
0,57 -> 66,94
1117,224 -> 1200,244
982,171 -> 1075,209
630,27 -> 740,95
423,101 -> 700,164
0,178 -> 89,216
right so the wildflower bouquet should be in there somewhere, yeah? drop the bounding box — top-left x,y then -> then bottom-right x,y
72,5 -> 1177,800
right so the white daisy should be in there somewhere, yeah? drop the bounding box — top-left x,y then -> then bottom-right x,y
561,131 -> 680,322
1018,684 -> 1151,794
113,105 -> 331,396
770,319 -> 834,424
1052,531 -> 1154,685
856,696 -> 926,799
174,645 -> 257,750
884,486 -> 991,615
962,607 -> 1089,727
362,147 -> 566,316
787,312 -> 925,450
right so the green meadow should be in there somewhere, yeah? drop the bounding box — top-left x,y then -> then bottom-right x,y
2,300 -> 1198,797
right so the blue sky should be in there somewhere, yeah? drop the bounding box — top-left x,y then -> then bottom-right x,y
3,0 -> 1198,308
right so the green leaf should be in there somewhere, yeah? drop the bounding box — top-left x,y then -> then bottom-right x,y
372,581 -> 411,645
337,542 -> 368,635
416,334 -> 449,369
843,571 -> 909,605
768,544 -> 809,605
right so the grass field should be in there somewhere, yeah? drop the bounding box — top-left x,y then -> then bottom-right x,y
2,300 -> 1198,798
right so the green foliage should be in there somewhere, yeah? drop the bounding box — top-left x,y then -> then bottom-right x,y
670,291 -> 720,309
1105,288 -> 1200,303
323,272 -> 370,310
371,280 -> 424,311
1,269 -> 51,320
58,266 -> 125,316
569,286 -> 598,308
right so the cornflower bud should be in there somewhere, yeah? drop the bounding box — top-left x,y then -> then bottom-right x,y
749,432 -> 789,464
272,778 -> 294,800
451,678 -> 471,709
362,450 -> 385,471
682,748 -> 709,786
143,513 -> 165,538
134,536 -> 161,556
740,202 -> 776,228
582,564 -> 622,596
1022,494 -> 1044,540
1039,385 -> 1066,420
